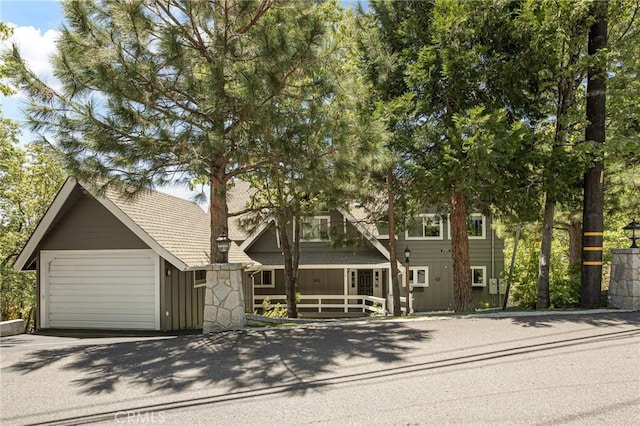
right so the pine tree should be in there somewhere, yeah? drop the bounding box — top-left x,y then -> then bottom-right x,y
3,0 -> 336,262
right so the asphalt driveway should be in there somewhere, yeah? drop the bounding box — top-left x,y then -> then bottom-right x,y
1,311 -> 639,425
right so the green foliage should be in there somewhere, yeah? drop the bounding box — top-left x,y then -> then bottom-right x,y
505,226 -> 580,309
0,126 -> 65,326
260,297 -> 288,319
0,22 -> 14,95
259,293 -> 301,318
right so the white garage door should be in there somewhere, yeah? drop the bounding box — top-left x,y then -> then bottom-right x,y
41,250 -> 159,330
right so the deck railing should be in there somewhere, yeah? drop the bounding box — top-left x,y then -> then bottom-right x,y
254,294 -> 387,316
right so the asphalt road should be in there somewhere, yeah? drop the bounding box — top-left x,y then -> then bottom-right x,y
1,311 -> 639,426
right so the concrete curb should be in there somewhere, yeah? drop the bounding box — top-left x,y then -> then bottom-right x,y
242,308 -> 636,331
0,319 -> 25,337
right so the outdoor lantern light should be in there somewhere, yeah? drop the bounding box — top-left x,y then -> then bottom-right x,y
216,232 -> 232,262
623,219 -> 640,249
404,246 -> 411,264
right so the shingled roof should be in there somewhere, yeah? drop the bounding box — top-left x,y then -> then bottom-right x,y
13,178 -> 253,271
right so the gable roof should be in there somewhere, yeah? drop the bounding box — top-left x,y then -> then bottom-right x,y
13,178 -> 252,271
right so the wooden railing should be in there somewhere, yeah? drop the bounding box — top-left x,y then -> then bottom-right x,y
254,294 -> 387,316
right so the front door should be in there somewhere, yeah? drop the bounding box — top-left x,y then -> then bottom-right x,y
357,269 -> 374,296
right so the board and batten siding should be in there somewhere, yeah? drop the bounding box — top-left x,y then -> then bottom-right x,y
161,261 -> 205,331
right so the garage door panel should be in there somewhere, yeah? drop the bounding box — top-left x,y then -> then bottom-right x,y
49,276 -> 154,286
50,305 -> 155,317
49,319 -> 157,329
43,250 -> 158,330
49,286 -> 153,303
49,257 -> 154,267
50,269 -> 154,279
49,299 -> 155,310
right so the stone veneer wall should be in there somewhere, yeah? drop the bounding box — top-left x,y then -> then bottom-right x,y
608,248 -> 640,311
203,263 -> 246,333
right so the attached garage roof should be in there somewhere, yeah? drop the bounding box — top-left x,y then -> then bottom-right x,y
13,178 -> 252,271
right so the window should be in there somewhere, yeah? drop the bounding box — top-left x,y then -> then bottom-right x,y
301,216 -> 330,241
254,270 -> 275,288
409,267 -> 429,287
467,214 -> 486,239
471,266 -> 486,287
194,270 -> 207,288
406,214 -> 443,240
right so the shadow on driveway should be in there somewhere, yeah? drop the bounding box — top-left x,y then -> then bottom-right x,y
4,322 -> 430,396
491,310 -> 640,328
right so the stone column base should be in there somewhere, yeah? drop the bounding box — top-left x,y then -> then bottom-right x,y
203,263 -> 246,333
608,249 -> 640,311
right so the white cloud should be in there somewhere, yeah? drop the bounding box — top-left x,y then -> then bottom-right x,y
2,25 -> 61,87
1,26 -> 61,143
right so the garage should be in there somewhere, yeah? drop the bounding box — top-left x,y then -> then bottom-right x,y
41,250 -> 160,330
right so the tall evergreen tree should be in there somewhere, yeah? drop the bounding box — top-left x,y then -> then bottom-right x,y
362,0 -> 543,312
3,0 -> 335,263
581,0 -> 608,308
241,6 -> 386,317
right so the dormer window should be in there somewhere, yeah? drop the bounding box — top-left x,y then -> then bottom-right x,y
301,216 -> 330,241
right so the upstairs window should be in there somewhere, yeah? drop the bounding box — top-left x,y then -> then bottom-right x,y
406,214 -> 443,240
467,214 -> 486,239
301,216 -> 330,241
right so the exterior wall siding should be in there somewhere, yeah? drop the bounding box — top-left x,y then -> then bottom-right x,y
161,261 -> 205,330
41,193 -> 148,251
397,214 -> 505,311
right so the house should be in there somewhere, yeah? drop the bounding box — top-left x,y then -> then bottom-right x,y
14,178 -> 505,331
240,198 -> 506,315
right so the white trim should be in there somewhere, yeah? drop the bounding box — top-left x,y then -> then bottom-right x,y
92,192 -> 188,270
471,265 -> 487,287
300,215 -> 331,242
12,178 -> 190,272
40,249 -> 160,330
467,213 -> 487,239
339,208 -> 394,262
13,178 -> 78,271
409,266 -> 429,287
405,214 -> 444,240
253,269 -> 275,288
447,213 -> 487,240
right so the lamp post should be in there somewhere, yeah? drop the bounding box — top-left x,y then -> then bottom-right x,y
404,246 -> 411,316
215,232 -> 232,263
623,219 -> 640,249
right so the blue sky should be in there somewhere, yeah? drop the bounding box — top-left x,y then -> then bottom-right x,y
1,0 -> 64,144
0,0 -> 365,201
1,0 -> 64,29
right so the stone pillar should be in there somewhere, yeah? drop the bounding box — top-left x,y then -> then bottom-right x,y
203,263 -> 246,333
608,248 -> 640,311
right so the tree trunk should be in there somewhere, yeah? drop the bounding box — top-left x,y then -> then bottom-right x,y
568,219 -> 582,281
450,190 -> 473,312
581,1 -> 607,308
278,217 -> 299,318
537,196 -> 555,309
387,168 -> 402,317
209,155 -> 228,263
